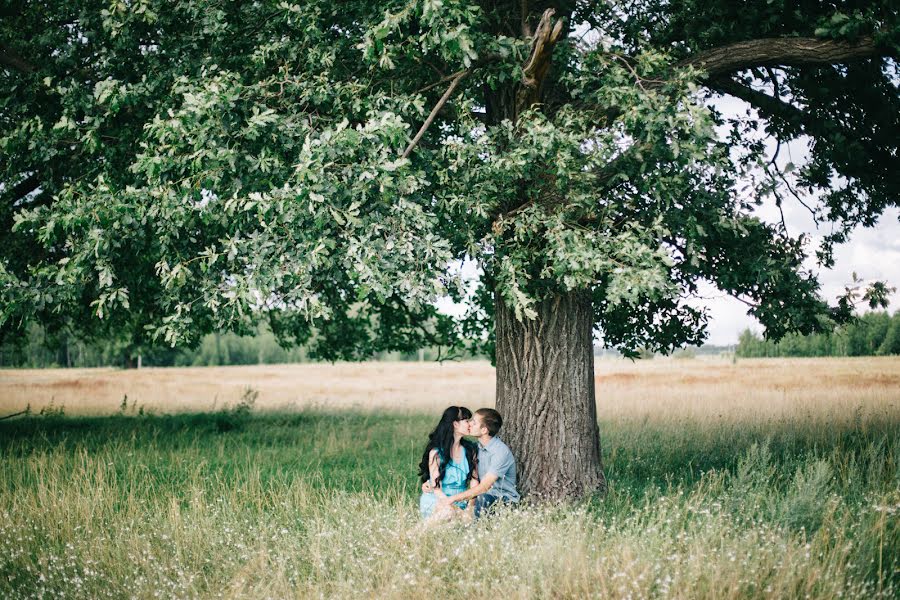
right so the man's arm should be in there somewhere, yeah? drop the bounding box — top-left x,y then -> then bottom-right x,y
438,472 -> 498,506
466,465 -> 479,509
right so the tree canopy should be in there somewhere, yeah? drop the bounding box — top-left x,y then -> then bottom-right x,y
2,0 -> 898,359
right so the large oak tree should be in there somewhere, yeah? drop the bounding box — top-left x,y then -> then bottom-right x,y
2,1 -> 897,499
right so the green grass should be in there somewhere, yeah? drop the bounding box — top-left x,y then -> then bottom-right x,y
1,407 -> 897,599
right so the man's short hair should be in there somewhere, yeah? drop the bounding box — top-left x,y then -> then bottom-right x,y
476,408 -> 502,437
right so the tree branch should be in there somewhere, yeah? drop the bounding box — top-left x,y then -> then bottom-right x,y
679,35 -> 894,78
0,44 -> 35,73
518,8 -> 565,112
708,74 -> 896,186
401,69 -> 468,159
2,173 -> 41,205
411,68 -> 467,95
709,75 -> 809,121
596,34 -> 894,125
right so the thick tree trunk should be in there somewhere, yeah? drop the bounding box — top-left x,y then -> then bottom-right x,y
494,287 -> 607,500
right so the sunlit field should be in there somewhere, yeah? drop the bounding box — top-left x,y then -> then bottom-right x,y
3,356 -> 898,420
1,357 -> 898,599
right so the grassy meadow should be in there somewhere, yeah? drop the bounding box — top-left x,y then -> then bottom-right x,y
1,357 -> 898,599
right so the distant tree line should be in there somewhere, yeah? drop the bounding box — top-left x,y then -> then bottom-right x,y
0,323 -> 477,369
7,311 -> 896,368
736,311 -> 900,358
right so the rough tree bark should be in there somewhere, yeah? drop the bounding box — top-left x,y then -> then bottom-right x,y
494,287 -> 607,500
678,35 -> 894,77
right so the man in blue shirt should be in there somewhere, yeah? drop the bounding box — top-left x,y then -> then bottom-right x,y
432,408 -> 519,518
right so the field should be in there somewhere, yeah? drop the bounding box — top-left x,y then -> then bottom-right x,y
1,357 -> 898,599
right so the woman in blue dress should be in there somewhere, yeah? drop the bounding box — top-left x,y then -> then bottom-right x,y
418,406 -> 479,522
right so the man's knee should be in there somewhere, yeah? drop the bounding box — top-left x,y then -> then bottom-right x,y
474,494 -> 499,519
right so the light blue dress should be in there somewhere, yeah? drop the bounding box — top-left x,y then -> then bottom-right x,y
419,448 -> 470,518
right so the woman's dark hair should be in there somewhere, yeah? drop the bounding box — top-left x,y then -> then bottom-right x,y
418,406 -> 478,488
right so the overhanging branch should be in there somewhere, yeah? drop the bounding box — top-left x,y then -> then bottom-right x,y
679,35 -> 894,78
709,75 -> 897,186
709,75 -> 810,125
402,69 -> 468,159
0,44 -> 35,73
2,173 -> 41,205
597,34 -> 894,124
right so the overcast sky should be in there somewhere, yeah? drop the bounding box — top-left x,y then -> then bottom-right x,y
695,94 -> 899,345
690,209 -> 899,345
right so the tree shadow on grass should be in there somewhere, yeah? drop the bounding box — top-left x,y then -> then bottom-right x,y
1,407 -> 896,503
599,407 -> 899,503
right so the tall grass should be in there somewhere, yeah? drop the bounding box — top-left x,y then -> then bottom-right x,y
1,404 -> 897,599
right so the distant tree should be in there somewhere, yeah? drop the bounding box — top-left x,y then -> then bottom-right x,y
869,312 -> 890,352
737,328 -> 773,358
2,1 -> 898,499
877,311 -> 900,355
846,311 -> 890,355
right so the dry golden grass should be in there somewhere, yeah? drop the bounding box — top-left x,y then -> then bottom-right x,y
1,356 -> 897,421
594,356 -> 900,423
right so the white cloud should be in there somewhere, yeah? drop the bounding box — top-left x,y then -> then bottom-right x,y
698,208 -> 900,345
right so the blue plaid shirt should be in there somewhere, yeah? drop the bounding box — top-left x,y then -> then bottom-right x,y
477,436 -> 520,502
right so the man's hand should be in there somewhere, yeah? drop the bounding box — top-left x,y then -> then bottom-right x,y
435,495 -> 453,511
422,480 -> 435,493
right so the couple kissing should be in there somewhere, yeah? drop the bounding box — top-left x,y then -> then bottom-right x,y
417,406 -> 520,523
